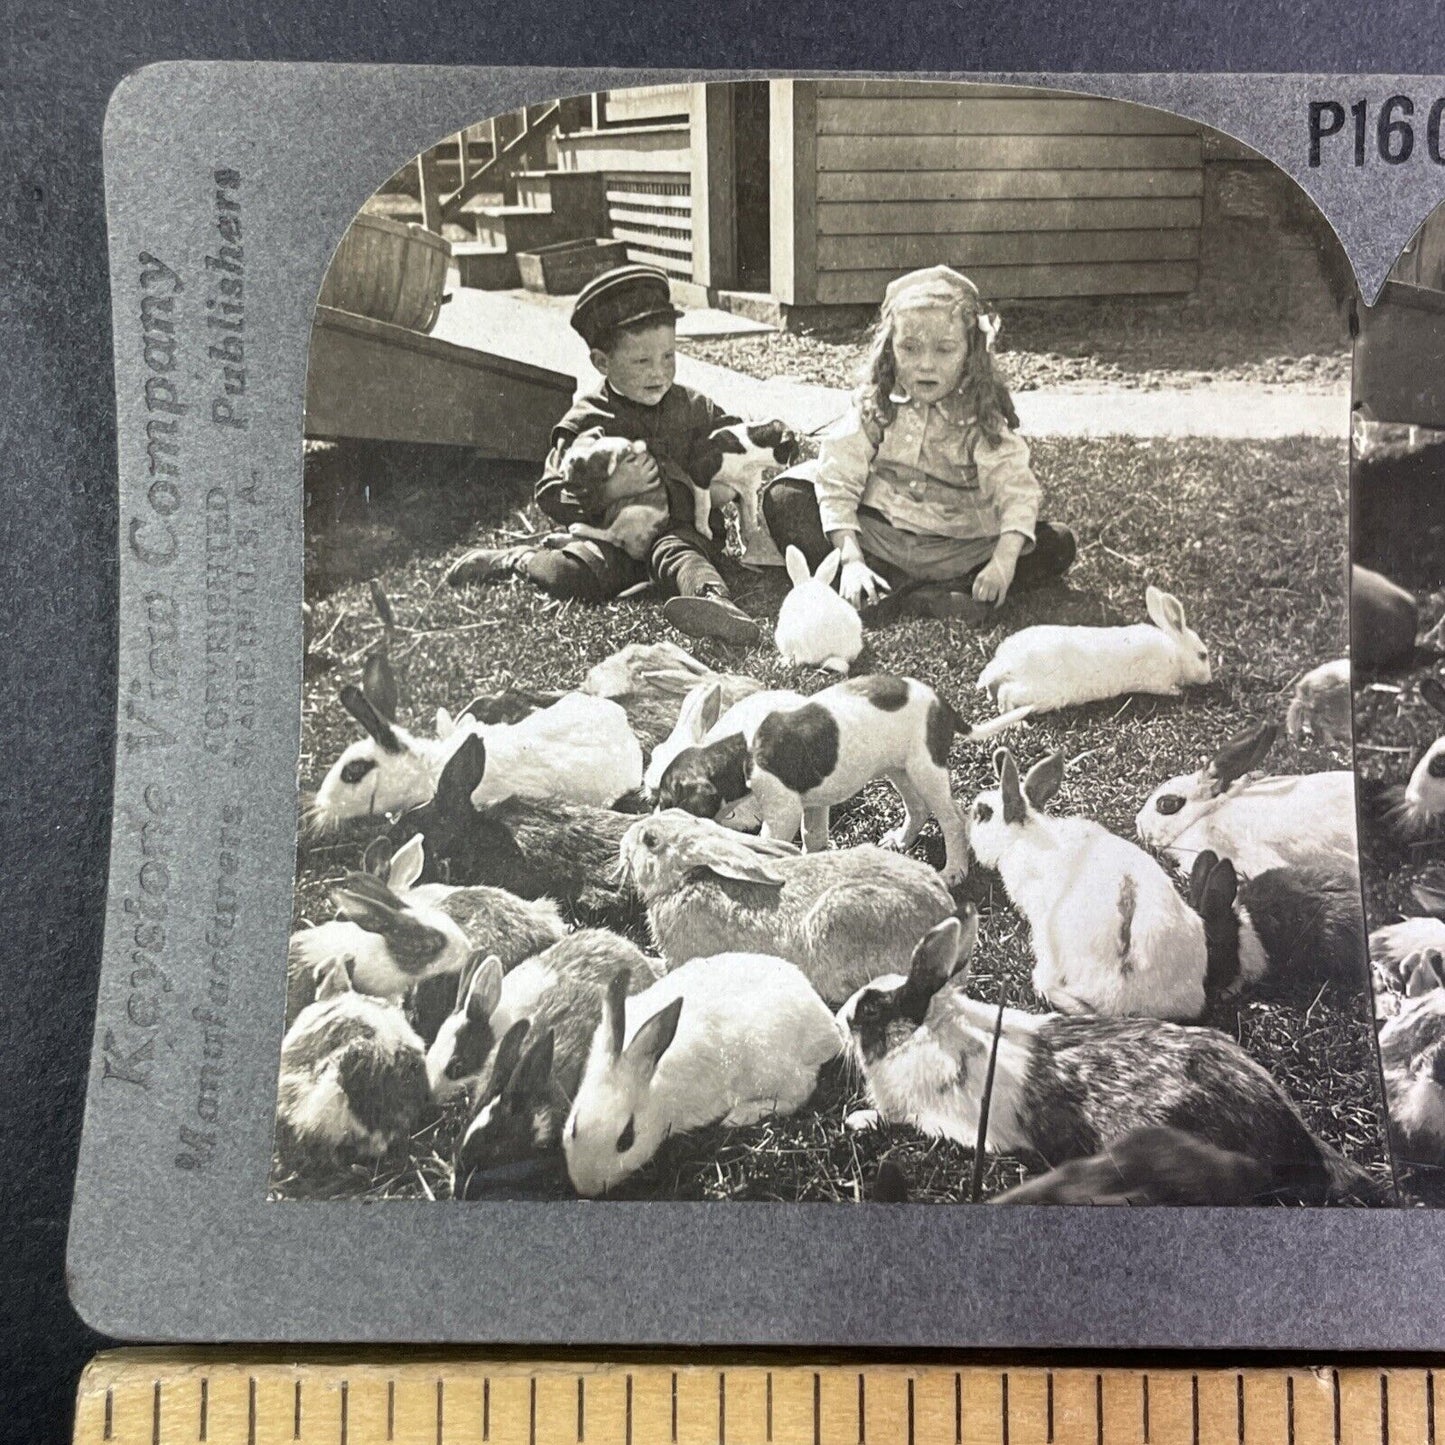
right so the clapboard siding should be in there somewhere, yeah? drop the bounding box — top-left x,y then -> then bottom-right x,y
818,133 -> 1202,172
817,261 -> 1198,304
556,125 -> 692,174
818,228 -> 1199,271
818,197 -> 1201,235
817,168 -> 1204,203
603,85 -> 691,124
817,97 -> 1199,137
804,81 -> 1204,302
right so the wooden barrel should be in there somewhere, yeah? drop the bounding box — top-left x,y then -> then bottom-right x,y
317,213 -> 451,333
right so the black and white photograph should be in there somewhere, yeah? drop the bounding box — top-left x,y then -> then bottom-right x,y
1350,203 -> 1445,1205
275,78 -> 1391,1206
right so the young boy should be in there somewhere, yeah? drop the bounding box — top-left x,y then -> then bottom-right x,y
446,264 -> 760,646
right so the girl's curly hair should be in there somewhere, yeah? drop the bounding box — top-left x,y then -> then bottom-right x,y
856,282 -> 1019,445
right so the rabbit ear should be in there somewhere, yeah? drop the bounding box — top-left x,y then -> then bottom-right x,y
388,834 -> 425,893
434,734 -> 487,820
465,956 -> 503,1023
1420,678 -> 1445,718
334,876 -> 449,967
703,856 -> 788,887
785,546 -> 811,587
1144,586 -> 1188,635
453,954 -> 482,1011
814,549 -> 843,587
333,871 -> 403,926
674,682 -> 722,744
508,1027 -> 556,1102
603,970 -> 631,1062
624,997 -> 683,1080
1187,850 -> 1219,911
436,707 -> 456,740
1022,752 -> 1064,810
362,648 -> 400,723
484,1018 -> 532,1101
314,956 -> 354,1001
898,916 -> 964,1021
994,748 -> 1026,825
340,683 -> 403,754
361,834 -> 393,882
1198,855 -> 1238,921
1206,722 -> 1278,790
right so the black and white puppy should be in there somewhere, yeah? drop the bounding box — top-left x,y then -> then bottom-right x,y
658,673 -> 1025,884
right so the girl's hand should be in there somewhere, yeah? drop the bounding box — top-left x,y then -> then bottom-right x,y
839,555 -> 890,608
971,554 -> 1017,607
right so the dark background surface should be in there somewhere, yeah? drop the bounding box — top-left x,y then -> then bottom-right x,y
5,5 -> 1444,1441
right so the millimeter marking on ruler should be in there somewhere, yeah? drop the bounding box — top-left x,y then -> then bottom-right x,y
75,1353 -> 1445,1444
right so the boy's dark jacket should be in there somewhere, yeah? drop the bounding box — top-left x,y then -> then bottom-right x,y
537,380 -> 740,536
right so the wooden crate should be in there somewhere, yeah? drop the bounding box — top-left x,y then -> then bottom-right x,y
517,237 -> 630,294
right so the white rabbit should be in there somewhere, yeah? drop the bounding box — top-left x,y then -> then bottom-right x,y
563,955 -> 843,1196
1135,722 -> 1357,880
275,958 -> 433,1168
969,748 -> 1208,1019
837,912 -> 1377,1204
977,584 -> 1210,714
308,655 -> 643,832
618,809 -> 961,1006
774,546 -> 863,676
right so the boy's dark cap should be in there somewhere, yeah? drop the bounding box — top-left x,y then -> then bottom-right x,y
570,265 -> 682,349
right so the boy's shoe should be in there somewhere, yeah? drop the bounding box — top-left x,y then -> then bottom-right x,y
663,593 -> 761,647
445,544 -> 534,588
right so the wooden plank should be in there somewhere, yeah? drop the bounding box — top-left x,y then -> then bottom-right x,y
818,226 -> 1199,270
770,79 -> 819,306
817,132 -> 1202,171
817,95 -> 1198,136
304,305 -> 573,454
605,187 -> 694,211
608,204 -> 693,231
554,126 -> 692,173
416,147 -> 446,233
604,83 -> 692,122
609,223 -> 694,254
819,165 -> 1203,201
621,246 -> 693,276
689,81 -> 733,287
815,258 -> 1198,303
818,195 -> 1201,235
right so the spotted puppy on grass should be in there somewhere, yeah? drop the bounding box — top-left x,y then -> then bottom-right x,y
657,674 -> 1028,884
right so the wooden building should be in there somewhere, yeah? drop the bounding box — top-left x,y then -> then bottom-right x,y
553,81 -> 1207,316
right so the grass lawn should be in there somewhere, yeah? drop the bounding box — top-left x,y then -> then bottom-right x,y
274,430 -> 1392,1204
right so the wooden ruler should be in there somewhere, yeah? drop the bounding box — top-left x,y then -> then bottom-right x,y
74,1352 -> 1440,1444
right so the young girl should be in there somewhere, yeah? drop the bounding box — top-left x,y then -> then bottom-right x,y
762,265 -> 1075,619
